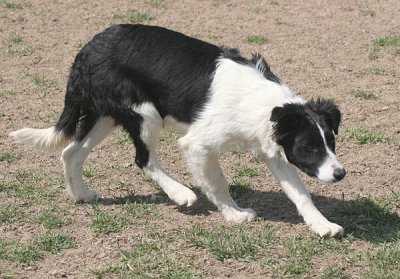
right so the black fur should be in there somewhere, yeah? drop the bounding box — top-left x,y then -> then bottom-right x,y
270,99 -> 340,178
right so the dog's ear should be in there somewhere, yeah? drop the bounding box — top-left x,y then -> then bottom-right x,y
307,98 -> 341,135
270,103 -> 306,143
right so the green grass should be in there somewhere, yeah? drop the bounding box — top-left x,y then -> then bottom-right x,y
278,236 -> 349,277
350,89 -> 377,100
90,205 -> 130,235
334,196 -> 400,243
113,10 -> 152,23
0,90 -> 16,98
0,233 -> 74,264
0,205 -> 23,223
0,74 -> 3,82
144,0 -> 164,8
74,42 -> 83,49
359,67 -> 393,76
82,165 -> 105,178
246,35 -> 269,45
36,211 -> 64,229
35,233 -> 74,254
344,127 -> 391,145
236,166 -> 258,177
184,224 -> 275,261
363,242 -> 400,279
359,8 -> 376,17
319,266 -> 347,278
366,46 -> 379,60
229,179 -> 250,199
3,1 -> 23,9
373,36 -> 400,47
6,45 -> 35,56
123,196 -> 155,218
0,149 -> 18,162
8,33 -> 23,43
0,170 -> 59,201
112,130 -> 131,145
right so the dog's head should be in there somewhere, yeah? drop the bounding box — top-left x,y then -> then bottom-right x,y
270,98 -> 346,183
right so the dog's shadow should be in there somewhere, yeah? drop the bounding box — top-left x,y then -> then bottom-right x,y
98,187 -> 400,244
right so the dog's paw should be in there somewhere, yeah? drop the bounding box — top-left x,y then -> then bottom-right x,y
222,207 -> 257,223
170,187 -> 197,207
309,221 -> 344,238
73,189 -> 98,203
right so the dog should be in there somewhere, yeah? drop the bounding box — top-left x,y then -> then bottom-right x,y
10,24 -> 346,237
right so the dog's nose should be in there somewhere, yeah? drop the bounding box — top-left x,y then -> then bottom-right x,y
333,168 -> 346,181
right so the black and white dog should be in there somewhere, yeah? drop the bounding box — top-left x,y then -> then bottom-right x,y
10,24 -> 346,237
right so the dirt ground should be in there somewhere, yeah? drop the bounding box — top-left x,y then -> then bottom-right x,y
1,0 -> 399,278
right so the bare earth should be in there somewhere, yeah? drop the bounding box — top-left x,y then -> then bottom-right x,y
1,0 -> 399,278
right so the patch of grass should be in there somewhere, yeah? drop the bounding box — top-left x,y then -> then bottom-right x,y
247,35 -> 269,45
0,90 -> 16,98
36,211 -> 64,229
366,46 -> 379,60
1,271 -> 17,278
373,36 -> 400,47
112,130 -> 131,145
359,67 -> 392,76
363,242 -> 400,279
8,33 -> 23,43
0,149 -> 18,162
31,73 -> 46,86
35,233 -> 74,254
144,0 -> 164,8
184,224 -> 275,261
121,240 -> 201,278
0,170 -> 59,201
0,74 -> 3,82
113,10 -> 152,23
123,196 -> 155,218
3,1 -> 23,9
82,165 -> 105,178
344,127 -> 391,145
92,237 -> 201,278
236,166 -> 258,178
350,89 -> 377,100
6,45 -> 35,56
0,205 -> 23,223
359,8 -> 376,17
229,179 -> 249,199
319,266 -> 346,278
334,197 -> 400,243
0,239 -> 43,264
74,42 -> 83,49
90,205 -> 130,235
0,233 -> 74,264
281,236 -> 349,276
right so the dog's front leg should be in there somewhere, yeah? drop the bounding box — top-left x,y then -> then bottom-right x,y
181,143 -> 256,223
265,157 -> 344,237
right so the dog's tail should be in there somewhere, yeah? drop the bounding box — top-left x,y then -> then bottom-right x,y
10,73 -> 82,153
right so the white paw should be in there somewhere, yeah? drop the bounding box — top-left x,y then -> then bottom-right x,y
309,221 -> 344,238
72,189 -> 98,203
170,187 -> 197,207
222,207 -> 257,223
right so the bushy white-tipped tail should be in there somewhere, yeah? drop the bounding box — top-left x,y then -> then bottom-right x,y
9,127 -> 70,153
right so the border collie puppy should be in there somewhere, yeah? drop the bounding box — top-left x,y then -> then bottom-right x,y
10,24 -> 346,237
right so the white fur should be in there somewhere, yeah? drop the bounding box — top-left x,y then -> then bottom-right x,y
316,124 -> 344,183
61,117 -> 115,202
132,103 -> 197,206
178,58 -> 343,235
9,127 -> 69,152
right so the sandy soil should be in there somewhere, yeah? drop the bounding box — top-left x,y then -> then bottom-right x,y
1,0 -> 399,278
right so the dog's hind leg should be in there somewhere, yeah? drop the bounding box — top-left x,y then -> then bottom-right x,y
61,116 -> 115,202
179,139 -> 256,223
120,103 -> 197,206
